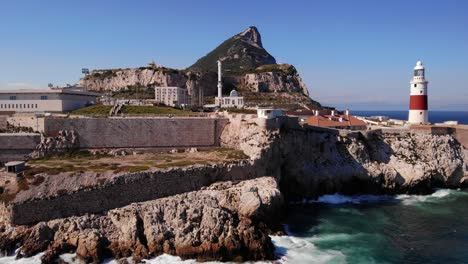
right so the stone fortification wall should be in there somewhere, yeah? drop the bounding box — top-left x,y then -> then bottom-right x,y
10,160 -> 258,225
454,126 -> 468,149
0,116 -> 7,130
6,115 -> 43,132
0,133 -> 41,164
39,117 -> 228,149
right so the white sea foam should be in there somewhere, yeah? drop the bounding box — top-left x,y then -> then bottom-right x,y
300,189 -> 463,206
270,235 -> 345,264
0,236 -> 345,264
307,193 -> 393,204
396,189 -> 456,205
0,252 -> 44,264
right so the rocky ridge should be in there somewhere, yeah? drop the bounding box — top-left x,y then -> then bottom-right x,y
188,26 -> 276,73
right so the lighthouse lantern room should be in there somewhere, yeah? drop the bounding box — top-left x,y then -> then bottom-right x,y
408,60 -> 429,124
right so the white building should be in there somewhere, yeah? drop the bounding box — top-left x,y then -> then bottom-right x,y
214,60 -> 244,108
154,86 -> 189,107
215,90 -> 244,108
257,107 -> 284,119
0,87 -> 99,113
408,60 -> 429,124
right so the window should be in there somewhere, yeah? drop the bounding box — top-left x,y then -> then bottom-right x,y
420,112 -> 423,115
414,84 -> 417,88
35,104 -> 38,108
9,96 -> 16,100
420,90 -> 423,94
40,95 -> 48,100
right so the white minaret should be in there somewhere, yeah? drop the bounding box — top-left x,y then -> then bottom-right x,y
217,60 -> 223,107
408,60 -> 429,124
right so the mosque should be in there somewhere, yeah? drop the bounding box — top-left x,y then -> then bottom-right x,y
214,60 -> 244,108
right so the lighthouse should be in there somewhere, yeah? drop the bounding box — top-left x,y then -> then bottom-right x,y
408,60 -> 429,124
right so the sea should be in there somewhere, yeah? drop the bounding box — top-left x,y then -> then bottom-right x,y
352,110 -> 468,125
3,189 -> 468,264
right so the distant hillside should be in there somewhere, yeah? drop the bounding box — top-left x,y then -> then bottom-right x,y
80,26 -> 322,110
187,26 -> 276,72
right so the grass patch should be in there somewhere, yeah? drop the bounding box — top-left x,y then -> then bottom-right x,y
221,108 -> 256,114
71,105 -> 192,116
213,148 -> 250,160
155,160 -> 208,169
71,105 -> 112,115
113,165 -> 150,173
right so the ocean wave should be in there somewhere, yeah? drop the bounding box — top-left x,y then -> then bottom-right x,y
304,194 -> 394,204
396,188 -> 464,205
0,252 -> 44,264
0,236 -> 345,264
270,235 -> 345,264
296,189 -> 467,206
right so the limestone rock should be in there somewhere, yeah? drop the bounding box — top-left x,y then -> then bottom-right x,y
0,177 -> 282,263
188,26 -> 276,73
30,130 -> 79,158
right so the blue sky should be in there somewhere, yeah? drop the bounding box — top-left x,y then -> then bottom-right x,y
0,0 -> 467,110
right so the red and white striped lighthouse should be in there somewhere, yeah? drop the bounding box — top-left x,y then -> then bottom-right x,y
408,60 -> 429,124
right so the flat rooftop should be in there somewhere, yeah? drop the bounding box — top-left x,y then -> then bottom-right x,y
0,89 -> 101,97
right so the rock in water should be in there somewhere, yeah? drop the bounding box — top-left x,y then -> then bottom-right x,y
188,26 -> 277,73
0,177 -> 283,263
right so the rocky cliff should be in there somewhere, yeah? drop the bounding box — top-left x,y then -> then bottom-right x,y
0,177 -> 283,263
221,121 -> 468,200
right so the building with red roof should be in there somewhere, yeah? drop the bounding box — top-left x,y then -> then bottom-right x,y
303,110 -> 367,130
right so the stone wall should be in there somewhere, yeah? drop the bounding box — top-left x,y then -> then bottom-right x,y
6,115 -> 43,132
0,116 -> 7,131
454,126 -> 468,149
12,117 -> 228,149
10,160 -> 258,225
0,133 -> 41,164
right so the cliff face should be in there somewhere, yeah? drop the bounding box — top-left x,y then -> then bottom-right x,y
79,68 -> 217,97
221,121 -> 468,199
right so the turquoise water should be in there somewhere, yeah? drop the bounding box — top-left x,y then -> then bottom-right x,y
280,190 -> 468,264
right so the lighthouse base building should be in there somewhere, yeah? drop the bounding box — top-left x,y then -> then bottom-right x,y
408,60 -> 429,124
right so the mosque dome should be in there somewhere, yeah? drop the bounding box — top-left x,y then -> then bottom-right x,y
229,90 -> 239,97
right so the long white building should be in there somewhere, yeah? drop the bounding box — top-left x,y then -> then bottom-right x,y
0,87 -> 100,113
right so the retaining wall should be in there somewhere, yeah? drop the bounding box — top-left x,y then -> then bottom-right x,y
6,115 -> 43,132
0,133 -> 41,164
0,116 -> 7,131
10,161 -> 257,225
42,117 -> 228,149
454,126 -> 468,149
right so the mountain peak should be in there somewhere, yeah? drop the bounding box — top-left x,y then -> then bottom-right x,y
239,26 -> 263,47
187,26 -> 276,72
